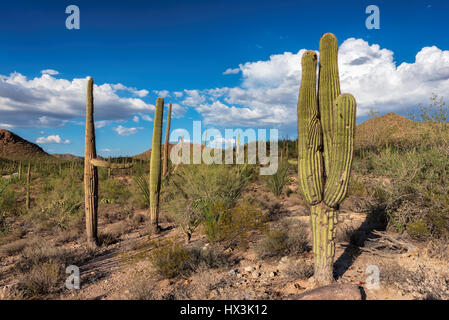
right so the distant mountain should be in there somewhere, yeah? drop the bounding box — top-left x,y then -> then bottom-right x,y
133,143 -> 206,160
355,112 -> 416,149
0,129 -> 50,160
52,153 -> 83,161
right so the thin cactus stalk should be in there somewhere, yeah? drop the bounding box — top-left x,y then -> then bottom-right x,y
149,97 -> 164,230
297,33 -> 356,286
18,162 -> 22,180
25,161 -> 31,210
84,77 -> 99,247
162,102 -> 172,177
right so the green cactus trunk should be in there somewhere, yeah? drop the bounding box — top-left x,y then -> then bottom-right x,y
162,103 -> 172,177
297,34 -> 356,286
149,97 -> 164,230
25,161 -> 31,210
84,77 -> 99,247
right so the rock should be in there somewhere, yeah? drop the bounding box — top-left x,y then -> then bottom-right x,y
251,272 -> 261,278
280,256 -> 289,263
244,266 -> 255,273
269,271 -> 277,277
229,269 -> 239,276
288,284 -> 363,300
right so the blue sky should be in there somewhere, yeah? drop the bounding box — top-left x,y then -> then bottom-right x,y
1,0 -> 448,156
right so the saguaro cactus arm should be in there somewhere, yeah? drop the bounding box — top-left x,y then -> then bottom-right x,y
323,94 -> 357,208
318,33 -> 341,177
297,50 -> 324,205
90,158 -> 133,169
149,97 -> 164,228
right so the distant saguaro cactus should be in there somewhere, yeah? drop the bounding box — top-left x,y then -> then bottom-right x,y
297,33 -> 357,285
25,161 -> 31,210
84,77 -> 99,246
149,97 -> 164,231
162,102 -> 172,177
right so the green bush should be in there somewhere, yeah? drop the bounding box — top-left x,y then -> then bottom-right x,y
265,161 -> 289,196
163,164 -> 255,242
100,179 -> 131,204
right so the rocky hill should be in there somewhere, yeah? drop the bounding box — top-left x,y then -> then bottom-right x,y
0,129 -> 50,160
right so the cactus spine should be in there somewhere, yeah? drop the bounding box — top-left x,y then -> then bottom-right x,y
162,102 -> 172,177
149,97 -> 164,230
297,33 -> 357,285
84,77 -> 99,246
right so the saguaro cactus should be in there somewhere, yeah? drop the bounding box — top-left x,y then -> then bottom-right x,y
84,77 -> 99,246
149,97 -> 164,230
297,33 -> 357,286
25,161 -> 31,210
162,102 -> 172,177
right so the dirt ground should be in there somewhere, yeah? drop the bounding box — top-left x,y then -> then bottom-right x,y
1,175 -> 448,300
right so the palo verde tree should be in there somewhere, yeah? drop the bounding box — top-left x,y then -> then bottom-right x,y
297,33 -> 357,285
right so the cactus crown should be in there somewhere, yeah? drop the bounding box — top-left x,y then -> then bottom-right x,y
297,33 -> 356,209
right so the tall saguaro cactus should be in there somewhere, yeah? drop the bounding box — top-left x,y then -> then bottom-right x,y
297,33 -> 357,286
162,102 -> 172,177
149,97 -> 164,230
84,77 -> 99,246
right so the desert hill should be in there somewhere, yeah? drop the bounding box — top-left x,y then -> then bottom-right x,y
354,112 -> 418,150
0,129 -> 50,160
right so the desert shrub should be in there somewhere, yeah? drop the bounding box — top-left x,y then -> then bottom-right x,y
257,220 -> 309,258
100,179 -> 131,204
265,161 -> 289,196
187,246 -> 230,269
149,240 -> 193,278
284,259 -> 314,279
31,199 -> 83,232
202,199 -> 266,247
163,164 -> 255,242
133,173 -> 150,208
125,276 -> 157,300
0,238 -> 34,257
147,239 -> 230,279
21,261 -> 61,297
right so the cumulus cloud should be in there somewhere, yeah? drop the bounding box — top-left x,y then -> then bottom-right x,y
113,125 -> 142,136
41,69 -> 59,76
184,38 -> 449,129
223,68 -> 240,75
133,115 -> 139,123
141,114 -> 152,122
0,72 -> 153,128
153,90 -> 170,98
36,135 -> 71,144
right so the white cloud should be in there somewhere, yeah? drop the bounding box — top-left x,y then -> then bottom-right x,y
173,91 -> 183,98
182,89 -> 206,106
0,73 -> 153,128
153,90 -> 170,98
186,38 -> 449,128
95,120 -> 108,128
41,69 -> 59,76
113,83 -> 149,97
36,135 -> 71,144
133,115 -> 139,123
223,68 -> 240,75
141,114 -> 153,122
113,125 -> 142,136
